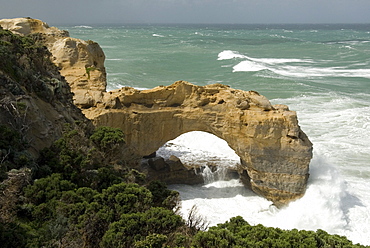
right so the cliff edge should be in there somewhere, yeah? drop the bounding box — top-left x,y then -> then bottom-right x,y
0,17 -> 107,106
0,24 -> 91,156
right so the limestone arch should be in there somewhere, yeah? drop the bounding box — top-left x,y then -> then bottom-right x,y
85,81 -> 312,206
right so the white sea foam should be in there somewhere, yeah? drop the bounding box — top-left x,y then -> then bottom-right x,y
100,45 -> 118,49
268,66 -> 370,79
163,130 -> 370,245
170,154 -> 361,235
219,50 -> 370,79
233,60 -> 267,72
272,93 -> 370,170
337,40 -> 370,45
217,50 -> 246,60
74,25 -> 92,29
252,57 -> 314,64
152,34 -> 165,37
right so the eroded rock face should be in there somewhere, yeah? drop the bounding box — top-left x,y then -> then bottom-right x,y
83,81 -> 313,206
141,155 -> 204,185
0,17 -> 107,103
0,24 -> 91,156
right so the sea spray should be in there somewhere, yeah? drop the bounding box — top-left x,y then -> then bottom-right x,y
162,131 -> 370,245
198,165 -> 235,184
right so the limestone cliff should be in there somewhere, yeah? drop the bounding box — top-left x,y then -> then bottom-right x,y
83,81 -> 313,206
0,17 -> 107,105
0,25 -> 91,156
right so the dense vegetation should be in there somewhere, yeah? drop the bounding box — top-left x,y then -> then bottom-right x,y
0,124 -> 191,247
1,124 -> 367,248
1,25 -> 368,248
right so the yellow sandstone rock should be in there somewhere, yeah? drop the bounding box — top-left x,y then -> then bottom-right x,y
0,17 -> 107,101
84,81 -> 313,206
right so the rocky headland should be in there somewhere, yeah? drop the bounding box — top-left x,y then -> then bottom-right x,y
0,18 -> 313,207
0,19 -> 91,156
0,17 -> 107,106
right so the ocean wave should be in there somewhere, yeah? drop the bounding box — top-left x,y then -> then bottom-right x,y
100,45 -> 118,49
265,66 -> 370,79
331,40 -> 370,45
152,34 -> 165,37
107,72 -> 128,76
233,60 -> 267,72
218,50 -> 370,79
262,154 -> 369,245
271,92 -> 370,174
74,25 -> 93,29
217,50 -> 246,60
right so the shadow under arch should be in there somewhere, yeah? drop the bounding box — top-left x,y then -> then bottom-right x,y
86,81 -> 313,206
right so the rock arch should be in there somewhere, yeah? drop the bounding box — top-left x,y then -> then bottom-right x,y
83,81 -> 313,207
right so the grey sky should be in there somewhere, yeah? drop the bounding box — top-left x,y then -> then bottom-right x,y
1,0 -> 369,25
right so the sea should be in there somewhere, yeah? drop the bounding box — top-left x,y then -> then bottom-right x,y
60,23 -> 370,245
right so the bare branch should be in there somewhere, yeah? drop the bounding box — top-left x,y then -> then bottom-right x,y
186,205 -> 209,232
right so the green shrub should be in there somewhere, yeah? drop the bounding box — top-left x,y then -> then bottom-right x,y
101,207 -> 183,248
90,126 -> 125,152
24,173 -> 76,205
134,233 -> 168,248
147,180 -> 180,210
97,182 -> 153,216
191,216 -> 367,248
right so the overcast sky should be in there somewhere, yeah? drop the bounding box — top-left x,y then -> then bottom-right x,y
1,0 -> 369,25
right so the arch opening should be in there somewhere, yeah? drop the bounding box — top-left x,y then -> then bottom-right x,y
158,131 -> 239,169
151,131 -> 243,184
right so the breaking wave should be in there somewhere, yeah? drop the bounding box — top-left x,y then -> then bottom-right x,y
218,50 -> 370,79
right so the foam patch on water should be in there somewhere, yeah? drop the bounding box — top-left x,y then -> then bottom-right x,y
271,93 -> 370,171
233,60 -> 267,72
218,50 -> 370,79
268,92 -> 370,245
170,155 -> 365,240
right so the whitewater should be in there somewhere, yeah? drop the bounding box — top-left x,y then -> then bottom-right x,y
63,24 -> 370,245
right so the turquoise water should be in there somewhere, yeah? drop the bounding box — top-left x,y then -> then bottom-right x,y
61,24 -> 370,245
64,24 -> 370,97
